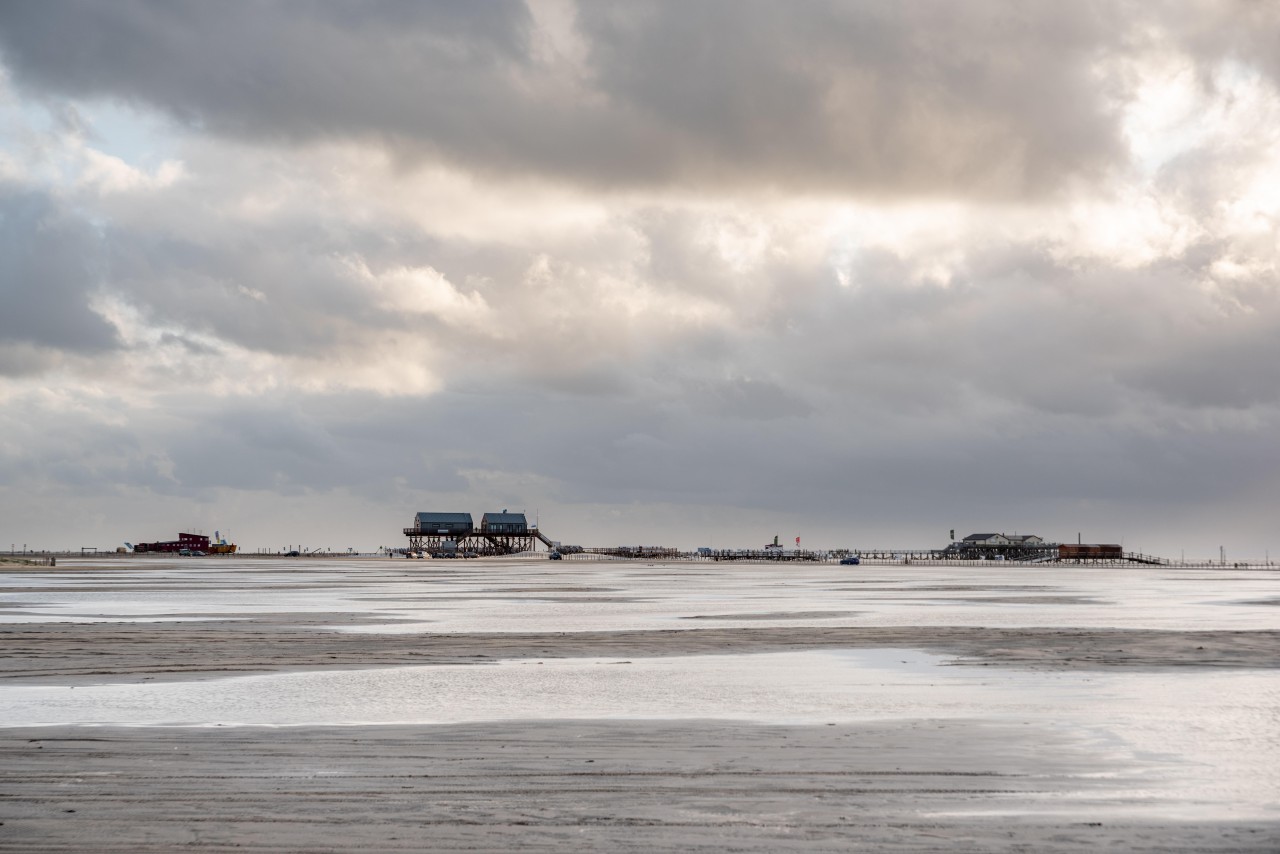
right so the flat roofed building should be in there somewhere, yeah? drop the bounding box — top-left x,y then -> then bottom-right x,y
413,512 -> 474,536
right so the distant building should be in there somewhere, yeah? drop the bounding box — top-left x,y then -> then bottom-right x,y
133,532 -> 210,553
960,533 -> 1043,547
1059,543 -> 1123,560
412,512 -> 474,536
945,532 -> 1053,561
404,510 -> 545,556
961,533 -> 1010,546
481,512 -> 528,535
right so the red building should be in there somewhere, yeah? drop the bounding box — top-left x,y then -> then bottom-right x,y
133,533 -> 210,553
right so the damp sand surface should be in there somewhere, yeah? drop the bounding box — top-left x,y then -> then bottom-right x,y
1,557 -> 1277,852
5,720 -> 1277,853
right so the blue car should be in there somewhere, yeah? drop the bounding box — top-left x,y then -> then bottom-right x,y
839,556 -> 860,565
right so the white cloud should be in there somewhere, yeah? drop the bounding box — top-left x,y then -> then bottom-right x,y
78,147 -> 184,194
337,256 -> 493,328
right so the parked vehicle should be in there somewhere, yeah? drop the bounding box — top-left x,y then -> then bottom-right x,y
839,556 -> 860,565
549,551 -> 563,560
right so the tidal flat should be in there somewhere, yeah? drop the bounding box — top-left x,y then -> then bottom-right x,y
1,557 -> 1277,852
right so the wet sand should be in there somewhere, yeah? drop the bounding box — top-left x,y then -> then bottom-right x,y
3,620 -> 1279,684
4,720 -> 1276,853
1,559 -> 1277,851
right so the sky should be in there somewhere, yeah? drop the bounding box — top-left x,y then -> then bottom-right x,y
1,1 -> 1278,558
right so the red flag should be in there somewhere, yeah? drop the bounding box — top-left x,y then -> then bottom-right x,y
795,536 -> 800,546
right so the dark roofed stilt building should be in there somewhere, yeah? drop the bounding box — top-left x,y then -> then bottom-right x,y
404,510 -> 545,556
480,512 -> 528,535
413,512 -> 474,537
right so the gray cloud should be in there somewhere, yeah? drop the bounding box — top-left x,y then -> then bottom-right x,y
4,377 -> 1274,556
574,1 -> 1131,196
23,175 -> 1278,476
1127,318 -> 1280,409
0,185 -> 120,374
0,0 -> 1191,198
1169,0 -> 1280,90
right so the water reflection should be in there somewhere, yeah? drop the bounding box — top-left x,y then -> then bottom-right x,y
0,649 -> 1276,819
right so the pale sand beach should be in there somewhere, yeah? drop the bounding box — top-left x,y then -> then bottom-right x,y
1,557 -> 1277,851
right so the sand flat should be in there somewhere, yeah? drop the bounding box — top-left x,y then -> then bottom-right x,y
3,722 -> 1277,853
1,557 -> 1277,852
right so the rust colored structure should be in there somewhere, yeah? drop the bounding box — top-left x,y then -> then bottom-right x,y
1058,543 -> 1124,560
133,533 -> 210,553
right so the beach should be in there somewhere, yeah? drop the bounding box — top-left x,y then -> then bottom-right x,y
2,557 -> 1277,851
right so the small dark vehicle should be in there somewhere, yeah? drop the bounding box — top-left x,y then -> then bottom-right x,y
548,551 -> 562,560
839,556 -> 860,565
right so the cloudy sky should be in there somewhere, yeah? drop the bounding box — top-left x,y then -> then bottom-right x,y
1,1 -> 1278,558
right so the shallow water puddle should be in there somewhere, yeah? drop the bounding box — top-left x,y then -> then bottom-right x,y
0,648 -> 1276,818
6,560 -> 1279,631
